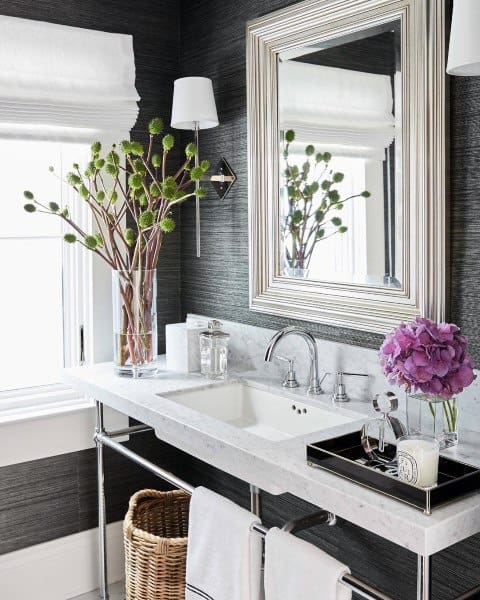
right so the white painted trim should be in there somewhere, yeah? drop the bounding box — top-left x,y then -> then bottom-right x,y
0,404 -> 128,467
0,522 -> 124,600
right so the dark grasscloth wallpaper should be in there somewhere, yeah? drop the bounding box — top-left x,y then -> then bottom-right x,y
1,1 -> 480,599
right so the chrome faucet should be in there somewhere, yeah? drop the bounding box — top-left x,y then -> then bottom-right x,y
264,326 -> 324,395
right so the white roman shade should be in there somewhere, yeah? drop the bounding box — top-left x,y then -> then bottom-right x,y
279,61 -> 396,159
0,15 -> 139,140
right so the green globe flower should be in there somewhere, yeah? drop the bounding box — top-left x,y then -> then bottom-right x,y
194,187 -> 207,198
119,140 -> 132,154
162,134 -> 174,152
128,173 -> 143,190
105,163 -> 119,177
130,141 -> 144,156
138,210 -> 155,229
91,141 -> 101,155
96,190 -> 105,203
185,142 -> 197,158
67,172 -> 82,186
84,235 -> 98,249
148,117 -> 164,135
159,217 -> 175,233
138,192 -> 148,207
84,162 -> 95,177
161,176 -> 178,200
64,233 -> 77,243
109,190 -> 118,204
200,159 -> 210,171
94,158 -> 105,169
151,154 -> 162,168
190,166 -> 204,181
124,228 -> 137,246
94,232 -> 104,247
106,150 -> 120,165
150,182 -> 160,197
79,185 -> 89,199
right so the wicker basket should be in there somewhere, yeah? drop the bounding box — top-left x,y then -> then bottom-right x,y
124,489 -> 190,600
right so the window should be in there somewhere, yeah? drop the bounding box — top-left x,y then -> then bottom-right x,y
0,140 -> 92,393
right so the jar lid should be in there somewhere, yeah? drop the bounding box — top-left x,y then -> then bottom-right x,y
200,319 -> 230,339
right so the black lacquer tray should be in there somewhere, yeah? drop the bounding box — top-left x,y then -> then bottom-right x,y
306,431 -> 480,514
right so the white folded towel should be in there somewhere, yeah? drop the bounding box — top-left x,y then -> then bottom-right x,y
264,528 -> 351,600
185,486 -> 263,600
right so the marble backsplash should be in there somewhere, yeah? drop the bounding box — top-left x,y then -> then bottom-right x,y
186,313 -> 480,437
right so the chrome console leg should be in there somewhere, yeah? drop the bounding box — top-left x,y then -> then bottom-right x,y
95,401 -> 109,600
417,555 -> 432,600
250,484 -> 261,518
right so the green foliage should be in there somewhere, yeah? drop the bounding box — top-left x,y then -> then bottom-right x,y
138,192 -> 148,206
185,143 -> 197,158
285,130 -> 295,143
200,159 -> 210,171
138,210 -> 155,229
105,163 -> 119,177
194,187 -> 207,198
94,158 -> 105,169
332,172 -> 344,183
190,166 -> 204,181
130,141 -> 144,156
67,172 -> 82,186
150,182 -> 161,197
64,233 -> 77,243
148,117 -> 164,135
79,185 -> 89,199
159,216 -> 175,233
361,191 -> 371,198
106,150 -> 120,166
124,228 -> 137,246
109,190 -> 118,204
48,202 -> 59,212
331,217 -> 342,227
96,190 -> 105,203
120,140 -> 132,154
151,154 -> 162,168
91,141 -> 101,155
23,190 -> 34,200
84,162 -> 95,177
162,134 -> 174,151
128,173 -> 143,190
305,145 -> 315,156
94,232 -> 104,247
133,159 -> 146,175
24,203 -> 36,213
84,235 -> 98,249
161,176 -> 178,200
338,226 -> 348,233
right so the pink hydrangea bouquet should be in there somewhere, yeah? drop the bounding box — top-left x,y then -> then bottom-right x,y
380,317 -> 475,398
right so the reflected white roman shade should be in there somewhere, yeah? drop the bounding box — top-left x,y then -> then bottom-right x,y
279,61 -> 396,159
0,15 -> 139,140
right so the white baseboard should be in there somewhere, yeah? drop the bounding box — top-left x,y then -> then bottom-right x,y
0,522 -> 124,600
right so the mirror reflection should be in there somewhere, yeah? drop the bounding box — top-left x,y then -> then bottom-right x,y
278,21 -> 402,287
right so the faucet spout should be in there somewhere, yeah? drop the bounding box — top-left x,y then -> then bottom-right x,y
264,326 -> 323,395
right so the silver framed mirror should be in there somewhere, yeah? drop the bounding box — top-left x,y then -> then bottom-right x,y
247,0 -> 447,334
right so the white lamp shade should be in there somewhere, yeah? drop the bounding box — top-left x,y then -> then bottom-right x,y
171,77 -> 219,130
447,0 -> 480,76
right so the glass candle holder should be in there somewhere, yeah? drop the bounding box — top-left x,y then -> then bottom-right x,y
397,434 -> 440,488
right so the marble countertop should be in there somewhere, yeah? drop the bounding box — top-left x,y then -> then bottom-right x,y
63,358 -> 480,557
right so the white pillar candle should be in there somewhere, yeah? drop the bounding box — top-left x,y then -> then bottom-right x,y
397,435 -> 440,488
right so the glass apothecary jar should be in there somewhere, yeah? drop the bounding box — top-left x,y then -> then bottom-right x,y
199,320 -> 230,379
406,392 -> 459,449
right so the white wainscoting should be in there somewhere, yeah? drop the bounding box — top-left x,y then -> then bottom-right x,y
0,522 -> 124,600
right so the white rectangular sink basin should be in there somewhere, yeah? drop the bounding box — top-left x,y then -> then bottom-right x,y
163,381 -> 358,442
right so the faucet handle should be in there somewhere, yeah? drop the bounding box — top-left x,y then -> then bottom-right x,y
332,371 -> 368,403
275,355 -> 299,389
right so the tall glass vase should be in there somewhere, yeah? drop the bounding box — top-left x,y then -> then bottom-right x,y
112,269 -> 157,378
406,392 -> 459,449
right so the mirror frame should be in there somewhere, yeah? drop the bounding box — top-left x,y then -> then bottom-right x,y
247,0 -> 447,334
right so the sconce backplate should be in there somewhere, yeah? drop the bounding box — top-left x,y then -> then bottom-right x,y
210,157 -> 237,199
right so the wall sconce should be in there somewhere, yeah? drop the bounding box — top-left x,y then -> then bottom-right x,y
447,0 -> 480,76
171,77 -> 236,257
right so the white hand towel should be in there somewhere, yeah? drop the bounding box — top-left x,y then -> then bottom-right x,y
264,528 -> 351,600
185,486 -> 263,600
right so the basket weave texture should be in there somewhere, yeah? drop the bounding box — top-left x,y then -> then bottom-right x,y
124,489 -> 190,600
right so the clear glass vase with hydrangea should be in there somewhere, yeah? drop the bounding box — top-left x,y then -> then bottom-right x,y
22,118 -> 209,377
379,317 -> 476,448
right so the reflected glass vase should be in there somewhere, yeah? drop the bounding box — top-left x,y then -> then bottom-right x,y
406,392 -> 459,449
112,269 -> 157,378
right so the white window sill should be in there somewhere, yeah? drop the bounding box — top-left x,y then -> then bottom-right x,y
0,384 -> 128,467
0,384 -> 92,425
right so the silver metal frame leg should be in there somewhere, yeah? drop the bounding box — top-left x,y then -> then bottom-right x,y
95,401 -> 109,600
417,555 -> 432,600
250,484 -> 261,518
